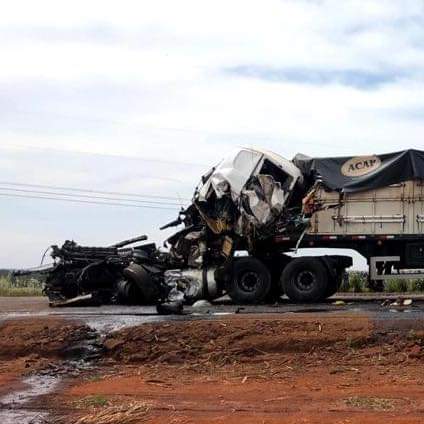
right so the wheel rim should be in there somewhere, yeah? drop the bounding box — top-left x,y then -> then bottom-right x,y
239,271 -> 260,293
295,270 -> 316,292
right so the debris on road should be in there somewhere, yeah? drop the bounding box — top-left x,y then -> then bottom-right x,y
191,300 -> 213,308
50,294 -> 98,308
389,298 -> 414,307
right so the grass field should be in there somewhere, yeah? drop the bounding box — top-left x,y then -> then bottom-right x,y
341,271 -> 424,293
0,276 -> 44,297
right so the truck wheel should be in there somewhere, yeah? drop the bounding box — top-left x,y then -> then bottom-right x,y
281,257 -> 328,303
116,280 -> 143,304
123,264 -> 159,304
227,257 -> 271,304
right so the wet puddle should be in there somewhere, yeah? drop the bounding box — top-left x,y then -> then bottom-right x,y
0,375 -> 59,424
0,326 -> 103,423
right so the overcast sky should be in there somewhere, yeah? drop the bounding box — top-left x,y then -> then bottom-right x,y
2,0 -> 424,268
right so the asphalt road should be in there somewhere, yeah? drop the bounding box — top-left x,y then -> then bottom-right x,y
1,295 -> 424,333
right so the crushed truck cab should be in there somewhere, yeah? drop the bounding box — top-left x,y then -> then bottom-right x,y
195,148 -> 303,235
161,147 -> 346,305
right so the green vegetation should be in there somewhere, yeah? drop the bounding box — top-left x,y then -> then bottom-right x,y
340,271 -> 424,293
345,272 -> 368,292
0,275 -> 43,297
385,278 -> 409,293
339,271 -> 369,293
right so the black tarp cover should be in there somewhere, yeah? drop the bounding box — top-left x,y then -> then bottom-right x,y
293,149 -> 424,193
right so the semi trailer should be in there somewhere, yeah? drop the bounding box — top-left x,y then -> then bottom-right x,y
272,179 -> 424,294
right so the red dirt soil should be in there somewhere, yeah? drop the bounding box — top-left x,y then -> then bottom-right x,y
53,314 -> 424,424
0,317 -> 92,359
0,317 -> 93,396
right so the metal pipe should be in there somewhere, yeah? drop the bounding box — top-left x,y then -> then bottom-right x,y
110,235 -> 148,248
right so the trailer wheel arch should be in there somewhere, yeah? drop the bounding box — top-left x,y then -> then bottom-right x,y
316,255 -> 352,299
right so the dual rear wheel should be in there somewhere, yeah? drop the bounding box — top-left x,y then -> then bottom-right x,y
227,256 -> 340,304
281,257 -> 329,302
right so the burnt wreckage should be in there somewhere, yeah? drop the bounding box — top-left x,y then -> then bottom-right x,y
17,148 -> 424,307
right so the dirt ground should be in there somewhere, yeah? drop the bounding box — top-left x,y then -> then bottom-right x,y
0,317 -> 95,397
1,314 -> 424,423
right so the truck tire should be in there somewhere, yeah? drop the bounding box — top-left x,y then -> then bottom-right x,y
116,280 -> 142,305
227,257 -> 271,304
281,257 -> 328,302
123,264 -> 159,304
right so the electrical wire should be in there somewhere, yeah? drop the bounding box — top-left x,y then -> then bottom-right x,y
0,143 -> 209,167
40,246 -> 51,266
0,180 -> 191,201
0,187 -> 183,206
1,109 -> 355,150
0,192 -> 177,210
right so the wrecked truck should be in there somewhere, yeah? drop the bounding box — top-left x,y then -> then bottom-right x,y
18,147 -> 424,306
161,147 -> 352,304
17,147 -> 330,306
162,147 -> 424,303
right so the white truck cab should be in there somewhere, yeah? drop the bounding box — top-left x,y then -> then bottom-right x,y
197,147 -> 303,203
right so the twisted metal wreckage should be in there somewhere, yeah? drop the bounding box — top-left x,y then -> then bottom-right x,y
17,147 -> 424,310
16,148 -> 308,309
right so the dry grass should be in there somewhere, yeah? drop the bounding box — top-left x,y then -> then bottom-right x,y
74,395 -> 109,408
344,396 -> 395,411
74,401 -> 151,424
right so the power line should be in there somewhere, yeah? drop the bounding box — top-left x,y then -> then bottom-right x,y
0,192 -> 177,210
0,181 -> 191,202
0,143 -> 209,167
5,109 -> 355,150
0,187 -> 184,206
